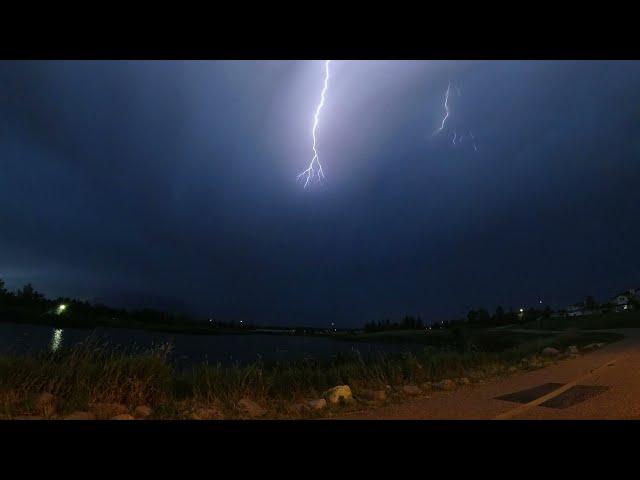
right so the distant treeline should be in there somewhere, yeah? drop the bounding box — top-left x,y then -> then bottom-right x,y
364,316 -> 426,332
363,306 -> 555,332
0,278 -> 347,335
0,278 -> 202,330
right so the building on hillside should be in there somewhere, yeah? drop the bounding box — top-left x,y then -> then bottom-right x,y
612,292 -> 633,312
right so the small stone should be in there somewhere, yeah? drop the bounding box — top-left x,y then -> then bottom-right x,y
583,343 -> 605,351
64,411 -> 95,420
89,403 -> 129,419
567,345 -> 579,355
323,385 -> 353,404
402,385 -> 422,396
36,392 -> 57,417
238,398 -> 267,418
434,379 -> 456,391
541,347 -> 561,357
508,366 -> 518,373
420,382 -> 433,391
111,414 -> 135,420
369,390 -> 387,401
306,398 -> 327,411
134,405 -> 152,419
456,377 -> 471,385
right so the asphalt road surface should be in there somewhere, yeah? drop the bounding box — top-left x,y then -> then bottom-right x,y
339,329 -> 640,420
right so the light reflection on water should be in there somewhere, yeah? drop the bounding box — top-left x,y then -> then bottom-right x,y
0,322 -> 421,366
50,329 -> 63,352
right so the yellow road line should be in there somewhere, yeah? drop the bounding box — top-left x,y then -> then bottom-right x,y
493,356 -> 619,420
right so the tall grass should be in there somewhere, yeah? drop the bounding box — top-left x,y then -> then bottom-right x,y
0,330 -> 623,418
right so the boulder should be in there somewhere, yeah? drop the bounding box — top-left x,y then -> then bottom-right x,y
541,347 -> 561,357
238,398 -> 267,418
434,379 -> 456,391
88,403 -> 129,419
64,411 -> 96,420
134,405 -> 152,419
402,385 -> 422,396
323,385 -> 353,404
36,392 -> 57,417
111,414 -> 135,420
306,398 -> 327,411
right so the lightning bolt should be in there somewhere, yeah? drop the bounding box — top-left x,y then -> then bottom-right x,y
434,82 -> 451,135
470,132 -> 479,152
298,60 -> 331,189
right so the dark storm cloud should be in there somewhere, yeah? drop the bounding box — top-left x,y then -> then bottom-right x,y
1,60 -> 639,325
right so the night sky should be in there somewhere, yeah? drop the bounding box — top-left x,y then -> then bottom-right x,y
1,60 -> 639,326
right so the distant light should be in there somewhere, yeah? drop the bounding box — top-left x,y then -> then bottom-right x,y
56,304 -> 67,315
519,308 -> 524,313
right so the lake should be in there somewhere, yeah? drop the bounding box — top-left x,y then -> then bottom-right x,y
0,322 -> 423,367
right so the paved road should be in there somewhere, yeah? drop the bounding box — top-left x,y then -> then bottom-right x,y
339,329 -> 640,419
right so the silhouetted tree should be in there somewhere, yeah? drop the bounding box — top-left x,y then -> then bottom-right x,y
17,283 -> 44,303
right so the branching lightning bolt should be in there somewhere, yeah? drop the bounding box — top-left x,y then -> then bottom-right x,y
434,82 -> 451,136
432,82 -> 479,153
298,60 -> 331,188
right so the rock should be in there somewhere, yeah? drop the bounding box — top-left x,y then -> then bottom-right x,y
323,385 -> 353,404
306,398 -> 327,411
134,405 -> 152,419
434,379 -> 456,391
238,398 -> 267,418
36,392 -> 57,417
402,385 -> 422,396
64,411 -> 95,420
507,366 -> 518,373
583,343 -> 605,351
567,345 -> 579,355
456,377 -> 471,385
191,407 -> 222,420
88,403 -> 129,419
111,414 -> 135,420
541,347 -> 561,357
420,382 -> 433,391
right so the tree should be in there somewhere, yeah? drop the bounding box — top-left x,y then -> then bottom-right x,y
0,278 -> 7,297
17,283 -> 44,303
